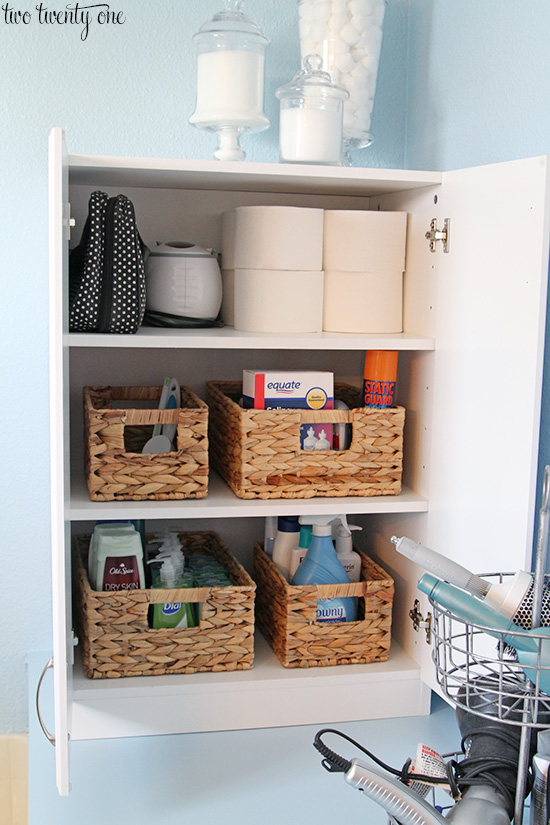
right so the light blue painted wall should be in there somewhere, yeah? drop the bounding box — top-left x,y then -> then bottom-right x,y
0,0 -> 409,735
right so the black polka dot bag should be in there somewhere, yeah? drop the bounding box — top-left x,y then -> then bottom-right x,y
69,191 -> 147,333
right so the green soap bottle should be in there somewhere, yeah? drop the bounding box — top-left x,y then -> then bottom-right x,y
150,557 -> 197,629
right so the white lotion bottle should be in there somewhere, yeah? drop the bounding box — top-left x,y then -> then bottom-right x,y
272,515 -> 301,580
335,524 -> 363,582
288,524 -> 313,579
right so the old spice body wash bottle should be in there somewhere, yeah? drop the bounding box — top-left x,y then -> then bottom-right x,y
91,528 -> 145,591
362,350 -> 398,408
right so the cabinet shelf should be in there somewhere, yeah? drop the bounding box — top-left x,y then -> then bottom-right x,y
69,153 -> 442,197
70,470 -> 428,521
70,633 -> 429,740
67,327 -> 436,351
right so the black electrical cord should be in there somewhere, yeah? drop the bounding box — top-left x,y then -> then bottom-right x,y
313,728 -> 457,790
314,724 -> 527,811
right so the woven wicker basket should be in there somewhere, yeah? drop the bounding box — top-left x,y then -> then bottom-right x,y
73,532 -> 256,679
253,545 -> 393,668
206,381 -> 404,499
84,384 -> 208,501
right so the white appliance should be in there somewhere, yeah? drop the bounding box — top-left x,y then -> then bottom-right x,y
145,242 -> 222,322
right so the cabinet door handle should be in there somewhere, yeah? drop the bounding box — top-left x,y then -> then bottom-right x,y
36,657 -> 56,746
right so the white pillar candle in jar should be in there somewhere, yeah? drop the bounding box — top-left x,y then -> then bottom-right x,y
279,105 -> 342,164
193,50 -> 266,123
189,0 -> 269,161
276,55 -> 348,166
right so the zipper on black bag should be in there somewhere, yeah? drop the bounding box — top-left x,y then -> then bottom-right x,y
97,196 -> 116,333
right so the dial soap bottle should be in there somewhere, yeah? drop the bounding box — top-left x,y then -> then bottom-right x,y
291,516 -> 357,622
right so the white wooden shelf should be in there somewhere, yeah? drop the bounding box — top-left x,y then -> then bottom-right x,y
70,633 -> 429,740
69,470 -> 428,521
67,327 -> 436,351
69,153 -> 442,197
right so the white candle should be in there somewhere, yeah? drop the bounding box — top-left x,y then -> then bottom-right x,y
280,106 -> 342,164
192,50 -> 265,124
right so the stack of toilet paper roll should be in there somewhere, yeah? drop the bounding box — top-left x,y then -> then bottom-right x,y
226,206 -> 325,333
323,210 -> 407,334
221,206 -> 407,334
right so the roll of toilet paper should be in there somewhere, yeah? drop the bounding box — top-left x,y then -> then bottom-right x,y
323,270 -> 403,334
234,268 -> 324,333
323,210 -> 407,272
221,268 -> 235,326
221,211 -> 236,270
234,206 -> 324,271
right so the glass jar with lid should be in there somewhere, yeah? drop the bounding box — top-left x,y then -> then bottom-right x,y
298,0 -> 387,160
276,54 -> 349,166
189,0 -> 270,161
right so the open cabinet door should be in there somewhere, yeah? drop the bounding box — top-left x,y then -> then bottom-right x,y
47,127 -> 72,795
370,155 -> 550,692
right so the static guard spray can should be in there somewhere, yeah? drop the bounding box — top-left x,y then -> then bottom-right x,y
362,350 -> 398,407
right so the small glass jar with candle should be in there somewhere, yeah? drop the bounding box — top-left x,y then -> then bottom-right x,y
189,0 -> 269,161
276,55 -> 349,166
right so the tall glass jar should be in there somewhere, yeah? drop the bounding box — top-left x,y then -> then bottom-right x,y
276,55 -> 348,165
189,0 -> 270,161
298,0 -> 386,159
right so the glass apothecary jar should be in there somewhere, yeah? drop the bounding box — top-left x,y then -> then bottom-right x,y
298,0 -> 386,159
189,0 -> 270,161
276,55 -> 348,165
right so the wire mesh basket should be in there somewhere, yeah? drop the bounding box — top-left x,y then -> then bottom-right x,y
428,573 -> 550,730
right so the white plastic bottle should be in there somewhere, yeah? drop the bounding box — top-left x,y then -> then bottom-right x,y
314,428 -> 330,450
264,516 -> 277,557
272,515 -> 301,580
288,524 -> 313,579
88,522 -> 137,580
335,524 -> 363,583
91,529 -> 146,592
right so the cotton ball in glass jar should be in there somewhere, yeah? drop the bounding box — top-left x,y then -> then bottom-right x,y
350,13 -> 370,32
329,8 -> 348,30
330,31 -> 351,56
334,50 -> 356,74
340,21 -> 361,46
313,1 -> 331,21
371,0 -> 386,26
299,0 -> 315,19
348,0 -> 371,14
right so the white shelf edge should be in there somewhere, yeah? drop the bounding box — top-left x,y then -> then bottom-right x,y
66,328 -> 436,351
70,635 -> 430,740
69,470 -> 428,521
68,154 -> 442,197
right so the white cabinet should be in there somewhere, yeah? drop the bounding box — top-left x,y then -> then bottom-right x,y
47,127 -> 550,794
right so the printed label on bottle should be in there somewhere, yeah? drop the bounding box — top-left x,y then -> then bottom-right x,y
102,555 -> 141,591
316,601 -> 346,623
363,379 -> 395,407
162,603 -> 183,615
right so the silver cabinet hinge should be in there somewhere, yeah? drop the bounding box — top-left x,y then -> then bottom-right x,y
426,218 -> 450,253
409,599 -> 432,644
67,202 -> 76,241
70,631 -> 78,665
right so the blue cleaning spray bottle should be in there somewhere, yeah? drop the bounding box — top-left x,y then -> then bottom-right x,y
291,515 -> 357,623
